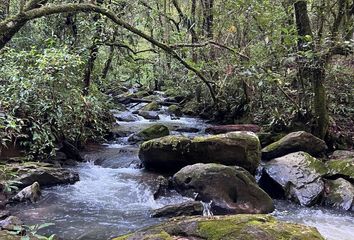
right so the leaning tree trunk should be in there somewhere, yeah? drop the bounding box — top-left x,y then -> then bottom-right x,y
294,1 -> 329,139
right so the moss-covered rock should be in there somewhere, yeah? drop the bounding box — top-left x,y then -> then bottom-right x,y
262,131 -> 327,160
167,105 -> 182,117
181,100 -> 200,116
173,163 -> 274,214
112,215 -> 324,240
139,131 -> 261,173
142,101 -> 160,111
3,162 -> 79,188
138,111 -> 160,120
128,124 -> 170,143
326,158 -> 354,181
258,152 -> 326,206
323,178 -> 354,211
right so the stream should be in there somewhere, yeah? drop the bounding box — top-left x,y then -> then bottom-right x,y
10,107 -> 354,240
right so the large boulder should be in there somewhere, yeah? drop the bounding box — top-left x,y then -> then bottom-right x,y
139,131 -> 261,173
206,124 -> 261,134
113,215 -> 324,240
258,152 -> 326,206
151,201 -> 203,218
128,124 -> 169,143
173,163 -> 274,214
323,178 -> 354,211
262,131 -> 327,160
325,158 -> 354,182
5,162 -> 79,188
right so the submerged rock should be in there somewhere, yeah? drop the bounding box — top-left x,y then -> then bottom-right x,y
262,131 -> 327,160
326,158 -> 354,181
5,162 -> 79,188
173,163 -> 274,214
10,182 -> 41,203
128,124 -> 169,143
113,214 -> 324,240
258,152 -> 326,206
323,178 -> 354,211
115,112 -> 139,122
151,201 -> 203,218
205,124 -> 261,134
139,131 -> 261,173
138,111 -> 160,120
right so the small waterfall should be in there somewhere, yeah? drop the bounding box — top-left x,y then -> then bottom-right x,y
201,201 -> 213,217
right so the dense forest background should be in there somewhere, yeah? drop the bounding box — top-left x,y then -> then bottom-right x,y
0,0 -> 353,160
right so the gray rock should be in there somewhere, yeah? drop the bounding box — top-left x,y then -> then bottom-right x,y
138,111 -> 160,120
259,151 -> 326,206
128,124 -> 169,143
262,131 -> 327,160
10,182 -> 41,203
115,112 -> 139,122
151,201 -> 203,218
323,178 -> 354,211
0,216 -> 22,231
173,163 -> 274,214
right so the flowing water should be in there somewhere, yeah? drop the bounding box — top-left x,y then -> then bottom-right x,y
9,106 -> 354,240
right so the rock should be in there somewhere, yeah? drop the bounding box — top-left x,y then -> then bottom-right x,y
326,158 -> 354,182
10,182 -> 41,203
138,111 -> 160,120
139,131 -> 261,173
330,150 -> 354,160
323,178 -> 354,211
84,146 -> 140,169
6,162 -> 80,188
258,151 -> 326,206
174,127 -> 199,133
0,216 -> 22,231
261,131 -> 327,160
152,176 -> 169,200
167,105 -> 182,117
173,163 -> 274,214
257,132 -> 286,147
128,124 -> 169,143
60,141 -> 83,161
0,231 -> 40,240
206,124 -> 261,134
115,112 -> 139,122
113,215 -> 324,240
0,210 -> 10,220
151,201 -> 203,218
141,101 -> 160,111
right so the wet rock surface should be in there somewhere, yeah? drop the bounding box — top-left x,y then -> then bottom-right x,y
259,151 -> 326,206
323,178 -> 354,211
151,201 -> 203,218
173,163 -> 274,214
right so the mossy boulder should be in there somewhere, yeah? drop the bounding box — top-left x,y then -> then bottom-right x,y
325,158 -> 354,181
174,163 -> 274,214
167,105 -> 182,117
323,178 -> 354,211
142,101 -> 160,111
4,162 -> 79,188
262,131 -> 327,160
139,132 -> 261,173
112,214 -> 324,240
258,152 -> 326,206
128,124 -> 170,143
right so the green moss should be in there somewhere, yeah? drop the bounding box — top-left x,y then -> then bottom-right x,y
326,158 -> 354,180
167,105 -> 182,116
142,101 -> 160,111
137,124 -> 169,140
306,153 -> 328,176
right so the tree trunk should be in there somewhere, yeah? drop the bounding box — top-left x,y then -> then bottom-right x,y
294,1 -> 329,139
